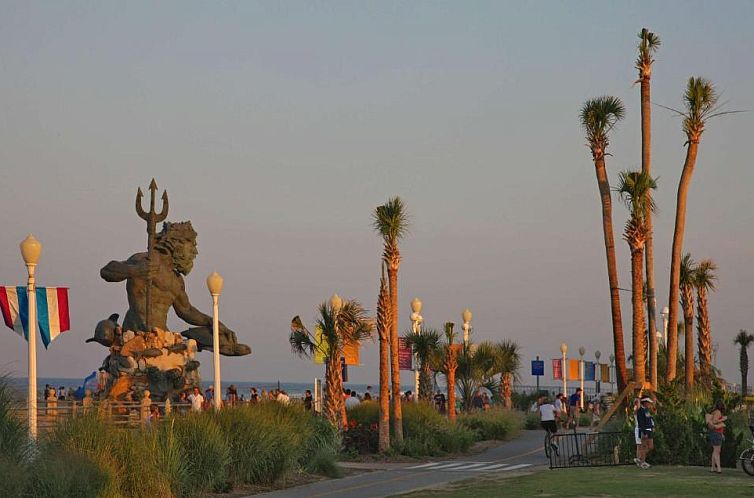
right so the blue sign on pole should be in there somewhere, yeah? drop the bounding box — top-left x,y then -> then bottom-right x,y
531,360 -> 545,377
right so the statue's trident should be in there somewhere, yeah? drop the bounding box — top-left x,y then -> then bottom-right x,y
136,179 -> 169,332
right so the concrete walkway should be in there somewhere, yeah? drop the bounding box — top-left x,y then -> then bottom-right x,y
251,430 -> 547,498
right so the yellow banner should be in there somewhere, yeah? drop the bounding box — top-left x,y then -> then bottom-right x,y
313,325 -> 327,364
567,359 -> 580,381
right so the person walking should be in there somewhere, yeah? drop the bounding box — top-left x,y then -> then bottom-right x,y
554,393 -> 566,430
568,388 -> 582,428
707,399 -> 727,473
636,397 -> 655,469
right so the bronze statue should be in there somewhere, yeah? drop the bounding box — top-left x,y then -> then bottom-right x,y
100,221 -> 250,356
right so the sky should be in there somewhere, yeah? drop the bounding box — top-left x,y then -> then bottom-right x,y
1,1 -> 753,389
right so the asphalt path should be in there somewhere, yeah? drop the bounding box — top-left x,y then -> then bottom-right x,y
251,429 -> 547,498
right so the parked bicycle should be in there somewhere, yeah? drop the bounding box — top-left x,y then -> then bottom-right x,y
740,424 -> 754,476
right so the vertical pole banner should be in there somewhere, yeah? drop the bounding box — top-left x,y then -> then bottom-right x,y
398,338 -> 413,370
567,359 -> 580,381
552,358 -> 563,380
584,361 -> 596,381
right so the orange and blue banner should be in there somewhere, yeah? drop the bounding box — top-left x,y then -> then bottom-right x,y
0,286 -> 70,348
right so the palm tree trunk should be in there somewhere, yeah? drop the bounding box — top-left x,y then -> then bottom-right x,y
641,76 -> 659,391
378,321 -> 390,451
503,373 -> 513,410
741,348 -> 749,396
631,246 -> 646,385
696,287 -> 712,380
388,264 -> 403,443
447,357 -> 457,422
419,365 -> 432,402
681,286 -> 695,390
667,143 -> 699,381
594,156 -> 628,392
325,351 -> 344,429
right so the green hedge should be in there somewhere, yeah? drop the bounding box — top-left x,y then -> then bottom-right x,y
457,408 -> 523,440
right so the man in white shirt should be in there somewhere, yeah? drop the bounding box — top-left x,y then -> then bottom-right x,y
345,391 -> 360,409
539,396 -> 559,455
188,386 -> 205,412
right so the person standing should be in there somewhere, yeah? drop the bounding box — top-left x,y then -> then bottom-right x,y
568,388 -> 582,428
554,394 -> 566,430
345,391 -> 360,409
303,390 -> 313,410
707,399 -> 727,473
188,386 -> 205,412
636,397 -> 655,469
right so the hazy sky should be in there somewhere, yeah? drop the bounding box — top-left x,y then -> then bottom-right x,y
1,1 -> 753,389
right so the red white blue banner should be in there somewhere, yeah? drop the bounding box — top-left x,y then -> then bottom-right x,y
0,286 -> 70,348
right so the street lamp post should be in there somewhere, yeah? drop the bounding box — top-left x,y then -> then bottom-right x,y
410,298 -> 423,401
560,343 -> 568,395
609,354 -> 615,393
20,235 -> 41,439
206,272 -> 224,410
462,309 -> 472,346
661,306 -> 669,347
595,350 -> 601,394
578,346 -> 585,410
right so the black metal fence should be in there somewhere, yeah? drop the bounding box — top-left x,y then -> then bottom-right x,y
548,430 -> 634,469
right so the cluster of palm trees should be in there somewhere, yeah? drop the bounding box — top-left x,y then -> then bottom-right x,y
288,196 -> 522,452
581,28 -> 739,396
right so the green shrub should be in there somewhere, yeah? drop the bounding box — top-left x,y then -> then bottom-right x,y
458,409 -> 523,441
164,413 -> 231,495
25,450 -> 109,498
401,402 -> 476,456
346,400 -> 379,426
300,413 -> 342,477
524,412 -> 540,430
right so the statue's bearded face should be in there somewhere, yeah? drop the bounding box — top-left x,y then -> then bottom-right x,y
173,238 -> 198,275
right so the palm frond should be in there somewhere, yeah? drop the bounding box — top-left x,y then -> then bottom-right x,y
289,316 -> 316,358
615,170 -> 657,220
636,28 -> 660,72
580,96 -> 626,150
679,253 -> 696,287
693,259 -> 718,292
734,329 -> 754,348
372,197 -> 409,243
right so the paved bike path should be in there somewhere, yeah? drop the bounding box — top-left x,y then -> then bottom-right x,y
251,430 -> 546,498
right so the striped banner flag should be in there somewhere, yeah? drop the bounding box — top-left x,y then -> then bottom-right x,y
0,286 -> 70,348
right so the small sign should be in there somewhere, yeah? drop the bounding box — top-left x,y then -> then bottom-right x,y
531,360 -> 544,376
398,338 -> 413,370
552,359 -> 563,380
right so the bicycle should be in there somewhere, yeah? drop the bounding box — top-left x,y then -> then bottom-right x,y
544,431 -> 559,459
740,424 -> 754,476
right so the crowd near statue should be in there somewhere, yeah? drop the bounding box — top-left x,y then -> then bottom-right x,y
86,180 -> 250,401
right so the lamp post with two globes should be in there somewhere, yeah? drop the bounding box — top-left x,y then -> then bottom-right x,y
207,272 -> 224,410
20,235 -> 42,439
410,298 -> 423,401
462,309 -> 472,346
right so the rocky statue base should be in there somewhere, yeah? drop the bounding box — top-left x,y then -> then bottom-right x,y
89,314 -> 201,401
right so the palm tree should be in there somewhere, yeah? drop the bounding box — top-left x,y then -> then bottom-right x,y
441,322 -> 460,421
373,197 -> 409,443
403,328 -> 441,402
580,96 -> 628,392
616,170 -> 657,386
289,297 -> 374,428
679,253 -> 696,390
494,340 -> 522,409
636,28 -> 661,390
376,263 -> 391,451
663,78 -> 733,382
734,330 -> 754,396
693,259 -> 718,380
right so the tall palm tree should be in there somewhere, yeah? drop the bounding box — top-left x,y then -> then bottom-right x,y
441,322 -> 460,421
289,297 -> 374,428
636,28 -> 661,390
663,78 -> 731,382
580,96 -> 628,392
693,259 -> 718,380
373,197 -> 409,443
403,328 -> 441,402
679,253 -> 696,390
734,330 -> 754,396
376,263 -> 391,452
493,340 -> 522,409
616,170 -> 657,386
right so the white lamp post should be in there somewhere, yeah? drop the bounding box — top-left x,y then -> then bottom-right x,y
578,346 -> 586,410
20,235 -> 41,439
560,342 -> 568,395
609,353 -> 616,392
595,350 -> 601,394
410,298 -> 423,401
462,308 -> 472,346
661,306 -> 670,347
206,272 -> 224,410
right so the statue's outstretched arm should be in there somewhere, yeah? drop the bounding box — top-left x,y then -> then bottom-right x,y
173,283 -> 213,328
100,254 -> 153,282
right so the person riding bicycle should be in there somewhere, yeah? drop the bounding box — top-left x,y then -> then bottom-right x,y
538,395 -> 559,455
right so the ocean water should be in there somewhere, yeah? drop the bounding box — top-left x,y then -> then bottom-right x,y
8,377 -> 412,400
